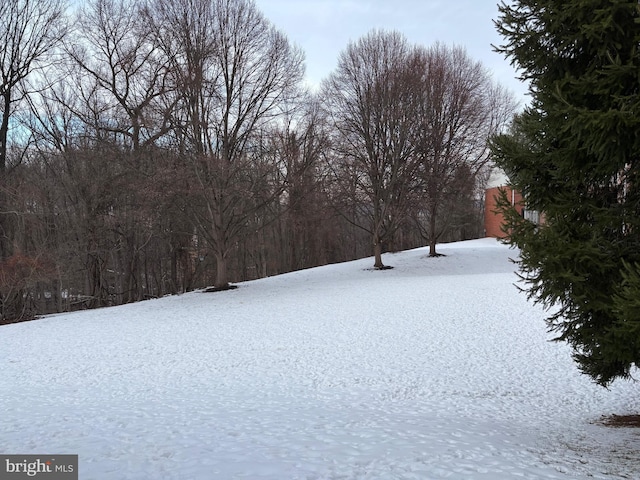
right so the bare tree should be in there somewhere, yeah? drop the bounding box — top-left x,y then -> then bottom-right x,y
414,44 -> 515,256
281,100 -> 332,271
323,30 -> 421,269
61,0 -> 179,303
0,0 -> 66,259
67,0 -> 174,151
145,0 -> 304,289
254,96 -> 330,274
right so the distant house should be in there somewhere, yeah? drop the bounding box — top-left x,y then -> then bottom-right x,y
484,169 -> 542,238
484,185 -> 523,238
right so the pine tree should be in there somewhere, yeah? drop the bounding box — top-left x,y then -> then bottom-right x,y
491,0 -> 640,386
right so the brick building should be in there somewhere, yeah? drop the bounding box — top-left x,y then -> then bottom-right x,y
484,185 -> 524,238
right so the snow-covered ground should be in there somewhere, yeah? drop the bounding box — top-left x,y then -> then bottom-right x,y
1,238 -> 639,480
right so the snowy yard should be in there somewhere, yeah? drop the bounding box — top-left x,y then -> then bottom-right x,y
1,238 -> 638,479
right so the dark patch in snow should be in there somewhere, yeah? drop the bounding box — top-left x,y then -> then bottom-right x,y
364,265 -> 395,271
202,285 -> 239,293
598,414 -> 640,428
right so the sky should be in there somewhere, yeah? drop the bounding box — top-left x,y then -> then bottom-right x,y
253,0 -> 530,108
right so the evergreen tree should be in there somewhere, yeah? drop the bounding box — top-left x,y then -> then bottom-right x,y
491,0 -> 640,386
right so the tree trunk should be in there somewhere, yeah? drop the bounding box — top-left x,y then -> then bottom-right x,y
373,234 -> 384,269
429,237 -> 437,257
0,92 -> 12,260
215,251 -> 229,289
171,247 -> 179,293
428,203 -> 439,257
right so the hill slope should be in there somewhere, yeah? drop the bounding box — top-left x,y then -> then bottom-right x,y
1,239 -> 638,479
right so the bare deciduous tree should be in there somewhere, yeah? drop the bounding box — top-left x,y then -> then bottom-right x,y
0,0 -> 66,259
323,30 -> 421,269
281,101 -> 331,271
414,43 -> 515,256
63,0 -> 179,303
145,0 -> 304,289
68,0 -> 174,151
262,96 -> 330,273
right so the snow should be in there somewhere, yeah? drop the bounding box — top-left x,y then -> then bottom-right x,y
1,238 -> 639,480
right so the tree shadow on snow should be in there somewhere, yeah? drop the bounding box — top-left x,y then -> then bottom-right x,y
202,285 -> 239,293
597,414 -> 640,428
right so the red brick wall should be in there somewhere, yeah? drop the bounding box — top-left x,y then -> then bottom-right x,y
484,186 -> 524,238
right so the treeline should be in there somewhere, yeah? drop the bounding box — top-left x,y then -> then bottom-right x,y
0,0 -> 514,322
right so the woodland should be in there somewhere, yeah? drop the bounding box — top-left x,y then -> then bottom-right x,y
0,0 -> 514,321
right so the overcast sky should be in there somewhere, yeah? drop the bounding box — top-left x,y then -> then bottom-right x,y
253,0 -> 530,107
